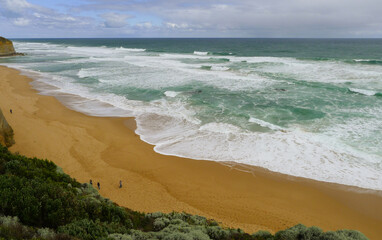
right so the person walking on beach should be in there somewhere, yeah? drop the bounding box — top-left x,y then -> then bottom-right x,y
119,180 -> 122,188
10,109 -> 12,114
89,179 -> 92,185
97,182 -> 100,190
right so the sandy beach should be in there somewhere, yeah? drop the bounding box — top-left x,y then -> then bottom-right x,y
0,65 -> 381,239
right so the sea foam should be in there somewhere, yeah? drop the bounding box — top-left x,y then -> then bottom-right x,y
348,88 -> 378,96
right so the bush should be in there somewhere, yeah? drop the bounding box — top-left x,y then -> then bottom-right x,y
274,224 -> 369,240
319,230 -> 369,240
0,175 -> 80,228
163,232 -> 194,240
58,219 -> 108,240
0,215 -> 35,239
252,230 -> 274,240
154,217 -> 170,231
189,215 -> 207,226
108,233 -> 134,240
37,228 -> 56,239
188,229 -> 211,240
206,226 -> 229,240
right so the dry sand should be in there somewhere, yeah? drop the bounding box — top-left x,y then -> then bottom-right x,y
1,65 -> 381,239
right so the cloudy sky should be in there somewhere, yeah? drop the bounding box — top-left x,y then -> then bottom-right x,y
1,0 -> 382,38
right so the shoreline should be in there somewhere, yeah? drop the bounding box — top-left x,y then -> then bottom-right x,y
1,65 -> 381,239
18,67 -> 382,192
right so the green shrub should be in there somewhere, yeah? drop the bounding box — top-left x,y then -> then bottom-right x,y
37,227 -> 56,239
274,224 -> 369,240
0,215 -> 19,227
206,226 -> 229,240
147,212 -> 165,219
0,175 -> 80,228
108,233 -> 134,240
189,215 -> 207,226
58,219 -> 108,240
188,229 -> 211,240
319,230 -> 369,240
0,215 -> 35,239
275,224 -> 309,240
154,217 -> 170,231
163,232 -> 194,240
252,230 -> 274,240
335,230 -> 369,240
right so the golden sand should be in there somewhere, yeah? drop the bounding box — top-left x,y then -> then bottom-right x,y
1,66 -> 381,239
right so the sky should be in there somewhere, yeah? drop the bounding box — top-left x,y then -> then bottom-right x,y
1,0 -> 382,38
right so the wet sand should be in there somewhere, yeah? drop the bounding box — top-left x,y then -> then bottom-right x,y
1,65 -> 381,239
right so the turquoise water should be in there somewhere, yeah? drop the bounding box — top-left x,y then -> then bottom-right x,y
1,38 -> 382,190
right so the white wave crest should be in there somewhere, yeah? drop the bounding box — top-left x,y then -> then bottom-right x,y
348,88 -> 377,96
211,66 -> 230,71
164,91 -> 180,98
194,51 -> 209,55
116,47 -> 146,52
249,117 -> 284,131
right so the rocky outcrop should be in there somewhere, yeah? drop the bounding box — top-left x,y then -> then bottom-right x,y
0,109 -> 15,147
0,37 -> 17,56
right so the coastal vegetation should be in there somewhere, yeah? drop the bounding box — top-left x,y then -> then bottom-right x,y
0,144 -> 369,240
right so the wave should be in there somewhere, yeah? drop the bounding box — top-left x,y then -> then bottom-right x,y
297,57 -> 333,62
211,66 -> 230,71
200,65 -> 212,70
211,58 -> 230,62
77,68 -> 92,78
348,88 -> 380,96
211,52 -> 234,56
136,112 -> 382,191
194,51 -> 209,56
116,47 -> 146,52
248,117 -> 284,131
199,65 -> 230,71
164,91 -> 180,98
351,59 -> 382,65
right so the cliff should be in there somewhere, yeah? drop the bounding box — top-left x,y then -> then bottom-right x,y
0,108 -> 15,147
0,37 -> 16,56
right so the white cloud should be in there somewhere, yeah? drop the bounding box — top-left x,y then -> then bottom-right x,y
13,17 -> 30,26
165,22 -> 189,29
1,0 -> 34,16
101,12 -> 130,28
0,0 -> 91,30
136,22 -> 153,29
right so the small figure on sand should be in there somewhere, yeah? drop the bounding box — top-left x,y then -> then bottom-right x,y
89,179 -> 92,185
10,109 -> 12,114
119,180 -> 122,188
97,182 -> 100,190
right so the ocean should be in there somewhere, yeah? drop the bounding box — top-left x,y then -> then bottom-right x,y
1,38 -> 382,190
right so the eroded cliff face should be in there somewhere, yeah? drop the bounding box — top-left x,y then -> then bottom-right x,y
0,109 -> 15,147
0,37 -> 16,56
